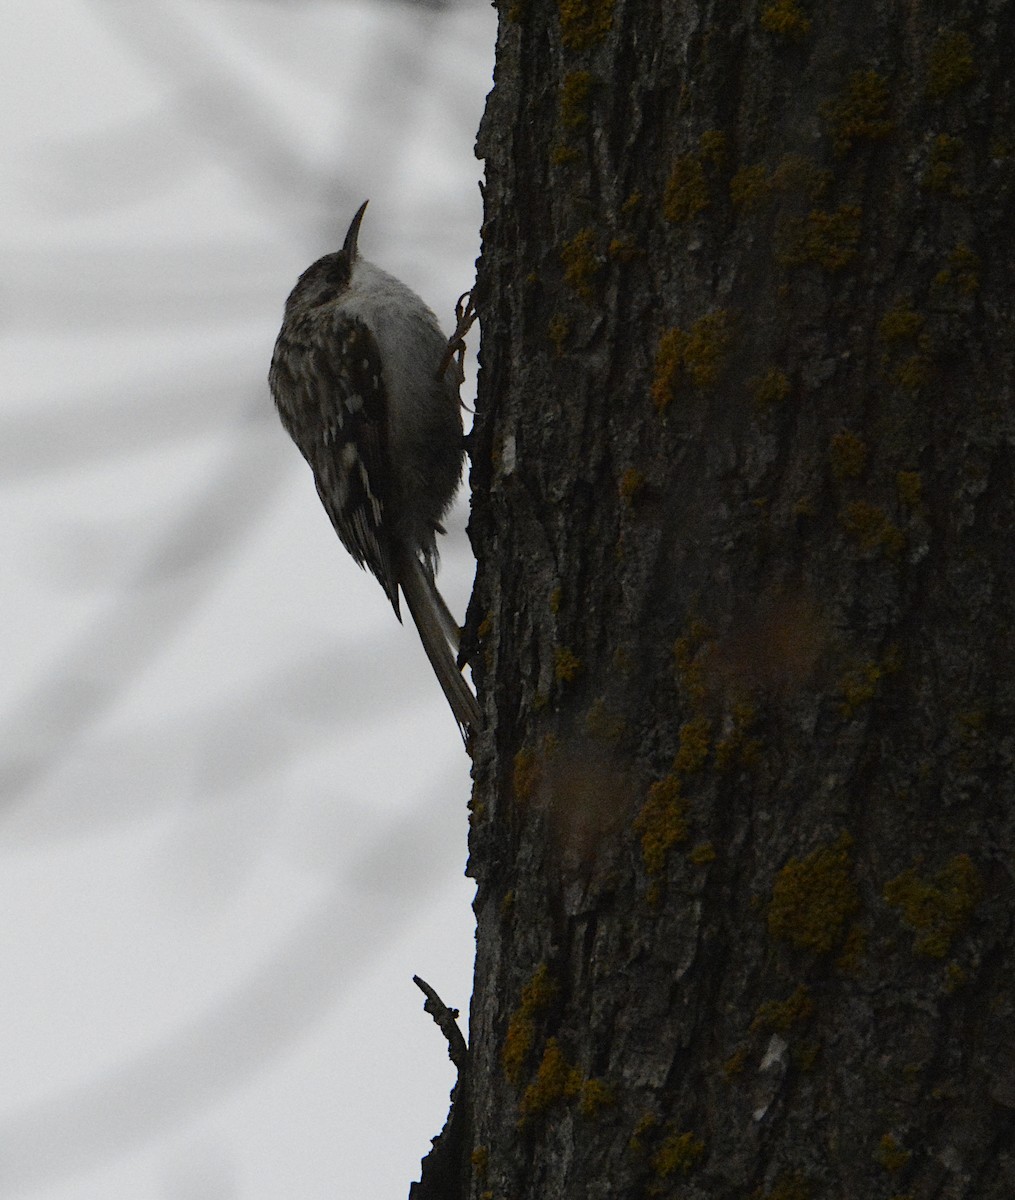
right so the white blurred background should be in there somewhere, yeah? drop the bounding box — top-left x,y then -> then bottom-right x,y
0,2 -> 494,1196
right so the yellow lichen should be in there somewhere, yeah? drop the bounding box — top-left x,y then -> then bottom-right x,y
838,659 -> 884,716
830,431 -> 868,480
896,471 -> 922,508
760,0 -> 811,39
723,1047 -> 748,1078
548,313 -> 570,355
514,749 -> 540,802
628,1111 -> 658,1154
878,302 -> 924,343
664,154 -> 709,222
554,646 -> 583,682
579,1077 -> 614,1116
770,153 -> 832,200
820,69 -> 894,156
730,163 -> 771,210
883,854 -> 982,958
560,70 -> 593,127
619,467 -> 646,503
922,133 -> 967,197
518,1038 -> 583,1122
841,501 -> 905,557
690,841 -> 717,865
926,30 -> 977,101
651,314 -> 732,407
561,228 -> 601,299
751,367 -> 791,408
551,143 -> 583,166
651,327 -> 687,411
698,129 -> 728,165
684,310 -> 731,387
675,715 -> 711,773
751,984 -> 814,1033
767,833 -> 859,953
933,243 -> 981,294
634,775 -> 688,874
471,1146 -> 489,1179
558,0 -> 614,50
651,1129 -> 705,1178
501,963 -> 557,1085
776,205 -> 862,271
876,1133 -> 912,1172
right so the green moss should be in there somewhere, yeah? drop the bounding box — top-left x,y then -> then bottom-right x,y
664,154 -> 709,222
767,832 -> 859,953
651,1129 -> 705,1178
922,133 -> 967,198
841,500 -> 905,557
561,228 -> 601,299
731,163 -> 771,210
554,646 -> 583,682
777,205 -> 862,271
634,775 -> 688,874
558,0 -> 614,50
883,854 -> 982,957
751,367 -> 791,408
674,715 -> 711,773
560,70 -> 593,127
548,312 -> 571,354
751,984 -> 814,1032
830,431 -> 868,480
549,587 -> 563,614
876,1133 -> 912,1172
896,470 -> 922,508
926,30 -> 977,100
820,69 -> 894,156
760,0 -> 811,39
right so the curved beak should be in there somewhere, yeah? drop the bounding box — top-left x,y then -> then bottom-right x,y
343,200 -> 369,262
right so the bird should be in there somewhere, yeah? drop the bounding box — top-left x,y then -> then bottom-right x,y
268,201 -> 480,736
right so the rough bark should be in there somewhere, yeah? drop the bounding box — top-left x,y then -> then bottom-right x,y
450,1 -> 1015,1197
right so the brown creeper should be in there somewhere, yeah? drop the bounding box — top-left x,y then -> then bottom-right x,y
269,201 -> 480,734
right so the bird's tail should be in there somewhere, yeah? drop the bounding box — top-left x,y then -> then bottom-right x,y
398,553 -> 481,736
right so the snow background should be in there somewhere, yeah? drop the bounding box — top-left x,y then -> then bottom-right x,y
0,1 -> 494,1196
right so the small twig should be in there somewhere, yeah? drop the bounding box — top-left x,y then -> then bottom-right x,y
413,975 -> 468,1071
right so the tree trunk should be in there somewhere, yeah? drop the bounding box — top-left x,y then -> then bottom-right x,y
448,1 -> 1015,1196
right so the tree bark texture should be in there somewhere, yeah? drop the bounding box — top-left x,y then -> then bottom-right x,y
458,1 -> 1015,1197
